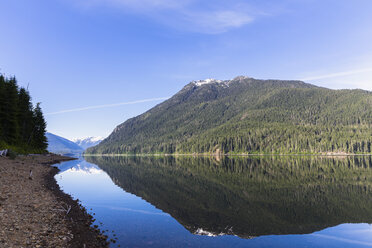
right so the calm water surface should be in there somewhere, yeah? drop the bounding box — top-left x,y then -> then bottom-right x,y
55,156 -> 372,247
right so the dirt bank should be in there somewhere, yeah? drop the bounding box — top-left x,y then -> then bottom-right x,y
0,154 -> 109,247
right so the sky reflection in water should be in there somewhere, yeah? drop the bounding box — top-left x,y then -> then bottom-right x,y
55,158 -> 372,248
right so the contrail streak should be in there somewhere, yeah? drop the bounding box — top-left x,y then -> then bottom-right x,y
311,233 -> 372,246
46,97 -> 170,115
300,67 -> 372,81
86,204 -> 169,216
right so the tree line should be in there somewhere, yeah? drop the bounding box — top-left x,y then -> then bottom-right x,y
0,74 -> 47,153
87,79 -> 372,155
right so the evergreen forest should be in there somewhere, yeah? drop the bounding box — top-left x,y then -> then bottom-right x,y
0,74 -> 47,153
88,77 -> 372,155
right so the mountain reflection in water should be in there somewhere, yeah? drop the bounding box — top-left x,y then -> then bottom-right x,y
84,156 -> 372,239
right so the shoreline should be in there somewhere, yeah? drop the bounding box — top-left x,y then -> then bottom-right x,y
0,154 -> 109,247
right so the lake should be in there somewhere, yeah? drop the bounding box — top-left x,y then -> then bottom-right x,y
55,156 -> 372,247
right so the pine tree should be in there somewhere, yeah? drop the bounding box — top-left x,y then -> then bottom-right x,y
0,74 -> 48,153
17,88 -> 34,143
3,77 -> 19,144
31,103 -> 48,150
0,75 -> 5,141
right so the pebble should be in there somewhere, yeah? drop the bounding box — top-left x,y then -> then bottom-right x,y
0,155 -> 72,247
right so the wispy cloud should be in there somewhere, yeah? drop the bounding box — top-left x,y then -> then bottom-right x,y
179,9 -> 254,34
72,0 -> 266,33
46,97 -> 169,115
300,68 -> 372,81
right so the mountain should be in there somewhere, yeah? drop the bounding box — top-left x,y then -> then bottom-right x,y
73,136 -> 104,150
87,76 -> 372,155
46,132 -> 84,156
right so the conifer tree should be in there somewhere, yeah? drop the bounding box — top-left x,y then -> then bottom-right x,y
17,88 -> 34,143
32,103 -> 48,150
0,75 -> 5,141
0,74 -> 48,153
3,77 -> 19,144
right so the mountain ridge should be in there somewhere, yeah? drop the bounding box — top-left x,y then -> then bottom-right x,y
87,76 -> 372,155
73,136 -> 104,150
46,132 -> 84,156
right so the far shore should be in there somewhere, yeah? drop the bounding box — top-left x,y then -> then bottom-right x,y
83,152 -> 372,157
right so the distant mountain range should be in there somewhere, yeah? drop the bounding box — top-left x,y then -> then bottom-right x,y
46,133 -> 103,156
73,136 -> 104,150
87,76 -> 372,155
46,132 -> 84,156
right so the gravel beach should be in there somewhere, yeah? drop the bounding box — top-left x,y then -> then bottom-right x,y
0,154 -> 109,248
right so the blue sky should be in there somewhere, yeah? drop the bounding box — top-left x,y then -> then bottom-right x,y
1,0 -> 372,140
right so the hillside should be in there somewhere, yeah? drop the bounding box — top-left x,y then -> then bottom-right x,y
46,133 -> 84,156
87,76 -> 372,155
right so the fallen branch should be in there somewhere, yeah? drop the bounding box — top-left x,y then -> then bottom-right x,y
54,203 -> 72,216
66,205 -> 72,215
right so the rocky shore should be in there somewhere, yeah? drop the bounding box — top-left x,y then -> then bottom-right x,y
0,154 -> 109,247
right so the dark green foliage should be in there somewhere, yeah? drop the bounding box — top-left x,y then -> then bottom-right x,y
0,75 -> 47,153
31,103 -> 48,150
2,77 -> 19,144
88,77 -> 372,154
7,149 -> 17,159
17,88 -> 34,143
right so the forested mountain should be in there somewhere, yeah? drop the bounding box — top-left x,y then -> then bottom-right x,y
87,76 -> 372,155
0,75 -> 47,153
46,132 -> 84,156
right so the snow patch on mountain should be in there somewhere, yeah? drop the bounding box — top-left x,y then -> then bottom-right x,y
73,136 -> 104,150
192,76 -> 252,87
192,78 -> 223,86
